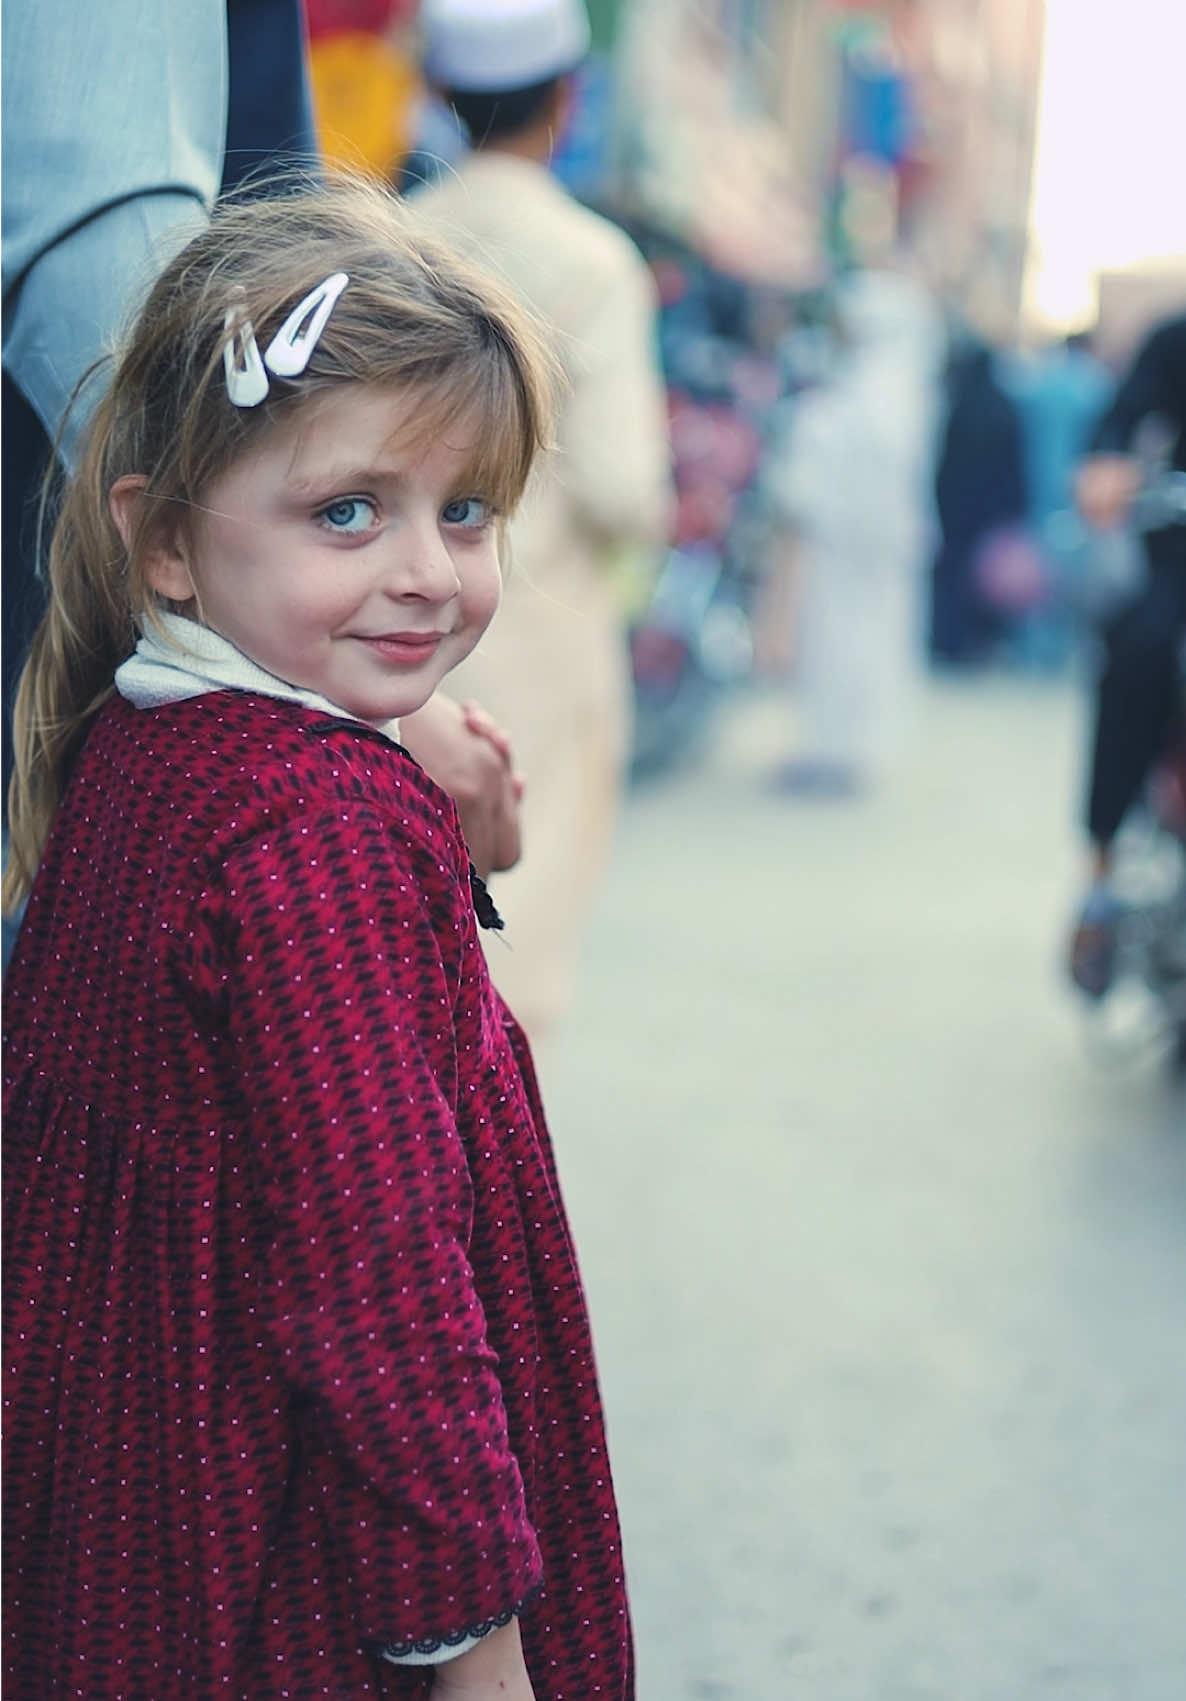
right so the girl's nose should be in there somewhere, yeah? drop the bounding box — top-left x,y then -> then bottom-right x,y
385,524 -> 461,603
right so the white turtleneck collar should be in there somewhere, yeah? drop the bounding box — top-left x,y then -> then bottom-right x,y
114,612 -> 400,742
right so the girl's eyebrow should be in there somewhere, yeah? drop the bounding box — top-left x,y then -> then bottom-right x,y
284,462 -> 409,497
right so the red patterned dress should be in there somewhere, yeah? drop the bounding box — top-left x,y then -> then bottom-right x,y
3,692 -> 632,1701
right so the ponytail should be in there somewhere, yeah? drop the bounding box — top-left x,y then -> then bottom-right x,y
3,389 -> 135,912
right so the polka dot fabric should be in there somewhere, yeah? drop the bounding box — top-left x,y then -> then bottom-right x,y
3,693 -> 633,1700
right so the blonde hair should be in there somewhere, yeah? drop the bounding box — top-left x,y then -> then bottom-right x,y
4,176 -> 556,912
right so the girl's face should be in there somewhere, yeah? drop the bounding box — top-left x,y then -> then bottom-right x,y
170,384 -> 503,724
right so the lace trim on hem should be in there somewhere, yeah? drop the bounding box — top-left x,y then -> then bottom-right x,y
375,1587 -> 539,1662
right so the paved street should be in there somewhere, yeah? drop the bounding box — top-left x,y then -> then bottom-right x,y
539,676 -> 1186,1701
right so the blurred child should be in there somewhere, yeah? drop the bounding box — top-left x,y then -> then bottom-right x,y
3,179 -> 631,1701
413,0 -> 672,1039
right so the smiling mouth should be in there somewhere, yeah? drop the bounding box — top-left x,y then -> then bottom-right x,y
353,632 -> 446,661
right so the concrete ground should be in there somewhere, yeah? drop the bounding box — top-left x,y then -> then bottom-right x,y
540,676 -> 1186,1701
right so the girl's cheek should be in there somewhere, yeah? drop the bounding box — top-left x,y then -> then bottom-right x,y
469,556 -> 503,624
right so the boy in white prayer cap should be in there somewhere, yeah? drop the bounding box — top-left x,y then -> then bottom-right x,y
414,0 -> 673,1042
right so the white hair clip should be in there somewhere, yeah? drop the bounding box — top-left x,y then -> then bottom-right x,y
223,272 -> 351,408
223,302 -> 270,408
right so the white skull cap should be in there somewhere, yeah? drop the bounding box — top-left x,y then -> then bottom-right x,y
422,0 -> 591,94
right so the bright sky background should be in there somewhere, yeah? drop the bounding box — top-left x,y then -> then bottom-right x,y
1024,0 -> 1186,329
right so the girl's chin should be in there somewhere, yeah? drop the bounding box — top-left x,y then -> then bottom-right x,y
348,689 -> 436,727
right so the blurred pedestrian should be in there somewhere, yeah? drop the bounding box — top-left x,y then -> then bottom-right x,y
769,269 -> 943,792
930,336 -> 1028,666
3,179 -> 632,1701
2,0 -> 225,791
1005,330 -> 1111,665
413,0 -> 673,1040
1011,331 -> 1111,553
1068,310 -> 1186,998
3,0 -> 321,736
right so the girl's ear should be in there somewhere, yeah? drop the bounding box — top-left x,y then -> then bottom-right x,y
108,474 -> 197,603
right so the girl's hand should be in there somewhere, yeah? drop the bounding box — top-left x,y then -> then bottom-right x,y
428,1618 -> 535,1701
460,701 -> 526,804
399,694 -> 525,877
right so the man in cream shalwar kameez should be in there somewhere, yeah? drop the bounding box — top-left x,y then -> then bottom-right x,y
416,1 -> 672,1037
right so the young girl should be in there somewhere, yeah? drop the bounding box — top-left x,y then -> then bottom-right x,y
3,180 -> 632,1701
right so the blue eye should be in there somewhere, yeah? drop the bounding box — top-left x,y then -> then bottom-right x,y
318,496 -> 377,534
442,497 -> 492,529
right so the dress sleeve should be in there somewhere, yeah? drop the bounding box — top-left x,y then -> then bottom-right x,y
221,806 -> 543,1657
